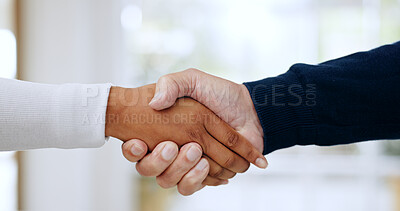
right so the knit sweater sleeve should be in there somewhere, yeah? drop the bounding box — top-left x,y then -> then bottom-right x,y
0,78 -> 112,151
244,41 -> 400,154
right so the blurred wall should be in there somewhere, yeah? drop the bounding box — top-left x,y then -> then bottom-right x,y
17,0 -> 138,210
0,0 -> 14,30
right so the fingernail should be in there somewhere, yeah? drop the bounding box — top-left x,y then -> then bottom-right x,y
186,146 -> 202,162
131,143 -> 145,156
195,159 -> 208,171
255,158 -> 268,169
149,92 -> 162,106
161,144 -> 176,161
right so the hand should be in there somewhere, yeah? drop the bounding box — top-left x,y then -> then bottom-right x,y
121,140 -> 230,195
106,84 -> 267,173
124,69 -> 266,194
149,69 -> 264,151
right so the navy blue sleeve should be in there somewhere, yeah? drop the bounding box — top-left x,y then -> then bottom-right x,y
244,41 -> 400,155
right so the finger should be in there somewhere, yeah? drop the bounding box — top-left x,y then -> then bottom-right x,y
149,69 -> 200,110
205,114 -> 268,169
201,132 -> 250,173
136,141 -> 178,177
156,143 -> 202,189
149,74 -> 181,110
177,158 -> 209,196
121,139 -> 148,163
203,155 -> 236,180
202,176 -> 229,186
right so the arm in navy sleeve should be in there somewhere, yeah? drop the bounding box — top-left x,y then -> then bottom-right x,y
244,41 -> 400,154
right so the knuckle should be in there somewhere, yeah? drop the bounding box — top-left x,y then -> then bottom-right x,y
186,128 -> 202,140
135,164 -> 148,176
222,155 -> 236,169
159,74 -> 173,83
209,167 -> 225,178
156,177 -> 175,189
136,162 -> 158,177
184,68 -> 200,74
146,161 -> 159,172
245,149 -> 256,160
225,131 -> 239,148
185,128 -> 206,149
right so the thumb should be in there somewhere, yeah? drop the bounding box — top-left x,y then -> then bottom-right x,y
122,139 -> 149,163
149,70 -> 197,110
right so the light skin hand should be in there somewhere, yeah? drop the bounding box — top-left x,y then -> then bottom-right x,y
126,69 -> 266,194
122,140 -> 228,195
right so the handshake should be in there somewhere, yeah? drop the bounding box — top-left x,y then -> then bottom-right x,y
105,69 -> 268,196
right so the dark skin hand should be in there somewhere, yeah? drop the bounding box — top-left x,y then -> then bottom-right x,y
105,84 -> 267,180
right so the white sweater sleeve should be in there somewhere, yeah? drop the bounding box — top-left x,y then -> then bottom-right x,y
0,78 -> 112,151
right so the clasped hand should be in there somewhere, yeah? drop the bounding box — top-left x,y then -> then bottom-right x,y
105,70 -> 267,195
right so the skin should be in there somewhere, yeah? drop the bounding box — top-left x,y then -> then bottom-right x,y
120,69 -> 266,195
121,141 -> 228,194
105,84 -> 267,175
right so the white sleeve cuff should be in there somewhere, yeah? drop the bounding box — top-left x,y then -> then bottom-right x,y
0,78 -> 112,151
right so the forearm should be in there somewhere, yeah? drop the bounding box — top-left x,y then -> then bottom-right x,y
0,78 -> 111,151
245,41 -> 400,154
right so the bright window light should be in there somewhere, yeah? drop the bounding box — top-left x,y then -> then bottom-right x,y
0,29 -> 17,79
121,5 -> 142,31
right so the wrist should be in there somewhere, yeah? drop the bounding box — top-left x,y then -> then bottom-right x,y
105,85 -> 156,140
240,84 -> 263,130
105,86 -> 142,139
240,84 -> 264,151
105,86 -> 123,138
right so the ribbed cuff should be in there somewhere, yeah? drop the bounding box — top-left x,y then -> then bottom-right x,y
54,83 -> 113,149
244,70 -> 316,154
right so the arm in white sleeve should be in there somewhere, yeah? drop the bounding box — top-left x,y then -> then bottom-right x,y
0,77 -> 112,151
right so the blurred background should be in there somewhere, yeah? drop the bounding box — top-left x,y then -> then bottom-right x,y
0,0 -> 400,210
